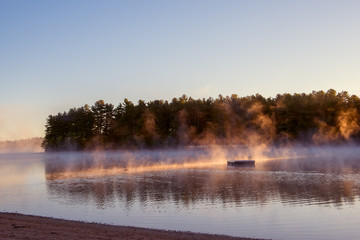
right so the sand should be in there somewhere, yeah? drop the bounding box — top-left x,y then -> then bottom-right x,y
0,212 -> 266,240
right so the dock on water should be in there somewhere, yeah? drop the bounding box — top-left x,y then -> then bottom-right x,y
227,160 -> 255,167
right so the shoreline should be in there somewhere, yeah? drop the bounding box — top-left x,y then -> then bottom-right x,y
0,212 -> 266,240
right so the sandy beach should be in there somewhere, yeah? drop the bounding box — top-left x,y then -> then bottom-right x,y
0,212 -> 265,240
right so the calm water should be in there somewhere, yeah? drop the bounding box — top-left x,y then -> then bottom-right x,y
1,148 -> 360,240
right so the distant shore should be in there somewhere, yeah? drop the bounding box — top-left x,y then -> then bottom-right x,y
0,212 -> 266,240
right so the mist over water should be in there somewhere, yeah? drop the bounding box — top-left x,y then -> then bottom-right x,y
44,145 -> 360,179
1,146 -> 360,240
0,138 -> 43,153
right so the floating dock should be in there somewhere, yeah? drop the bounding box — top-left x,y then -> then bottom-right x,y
227,160 -> 255,167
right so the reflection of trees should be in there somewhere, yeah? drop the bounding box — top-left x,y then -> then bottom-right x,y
263,157 -> 360,174
46,167 -> 360,210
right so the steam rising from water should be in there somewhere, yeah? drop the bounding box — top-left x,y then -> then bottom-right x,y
44,145 -> 360,180
45,148 -> 227,179
338,108 -> 360,140
312,108 -> 360,144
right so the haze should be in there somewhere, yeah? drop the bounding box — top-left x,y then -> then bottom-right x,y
1,0 -> 360,140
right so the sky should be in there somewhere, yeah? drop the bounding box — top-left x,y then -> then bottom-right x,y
1,0 -> 360,140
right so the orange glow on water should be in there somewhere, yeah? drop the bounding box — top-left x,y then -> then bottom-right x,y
45,157 -> 228,180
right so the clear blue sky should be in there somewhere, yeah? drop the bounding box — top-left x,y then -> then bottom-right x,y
1,0 -> 360,140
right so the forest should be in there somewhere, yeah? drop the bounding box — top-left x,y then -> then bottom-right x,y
42,89 -> 360,151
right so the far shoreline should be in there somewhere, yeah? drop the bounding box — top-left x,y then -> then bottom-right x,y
0,212 -> 267,240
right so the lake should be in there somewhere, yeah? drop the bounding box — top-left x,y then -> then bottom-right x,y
1,147 -> 360,240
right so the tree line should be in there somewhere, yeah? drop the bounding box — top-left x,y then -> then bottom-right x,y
42,89 -> 360,151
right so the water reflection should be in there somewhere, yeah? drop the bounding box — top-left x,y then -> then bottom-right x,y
262,156 -> 360,173
46,162 -> 360,210
2,151 -> 360,240
0,153 -> 44,188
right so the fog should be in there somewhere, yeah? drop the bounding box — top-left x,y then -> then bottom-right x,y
0,138 -> 43,153
43,145 -> 360,181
